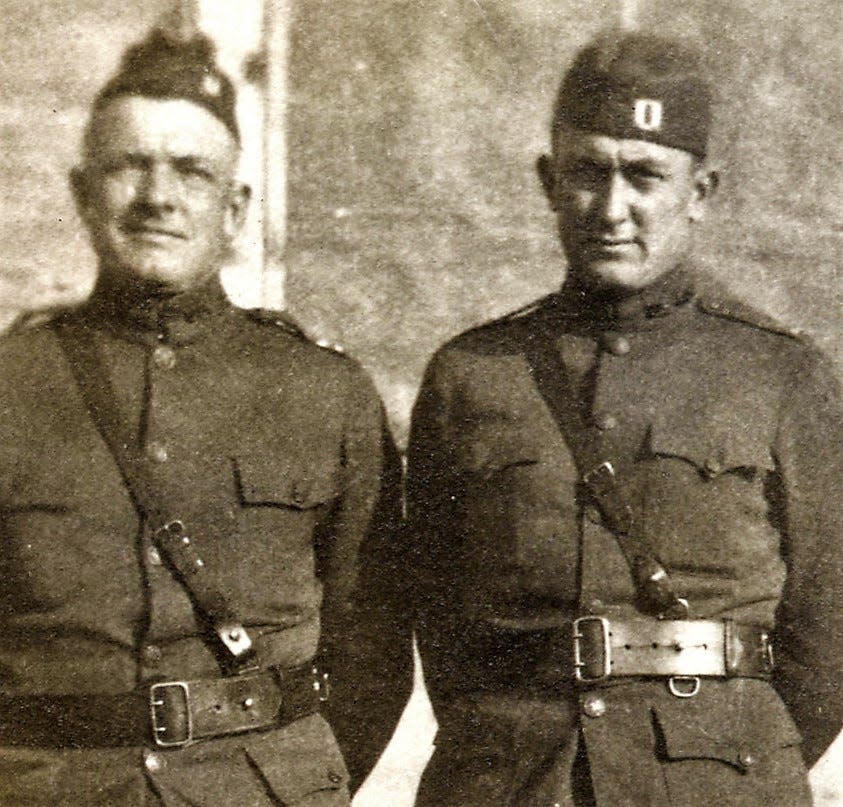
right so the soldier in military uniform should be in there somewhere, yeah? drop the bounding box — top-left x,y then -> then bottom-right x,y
0,31 -> 411,806
405,31 -> 843,806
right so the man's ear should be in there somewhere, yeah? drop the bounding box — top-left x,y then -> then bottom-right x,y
225,182 -> 251,238
536,154 -> 557,208
688,166 -> 719,223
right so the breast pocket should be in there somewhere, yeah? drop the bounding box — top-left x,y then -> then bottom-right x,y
228,455 -> 340,612
0,464 -> 139,612
457,429 -> 580,609
235,454 -> 339,512
643,422 -> 776,575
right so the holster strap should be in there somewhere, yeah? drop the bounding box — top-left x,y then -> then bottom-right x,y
0,664 -> 321,749
573,616 -> 774,683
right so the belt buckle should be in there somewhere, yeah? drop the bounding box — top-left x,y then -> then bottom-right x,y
149,681 -> 193,748
573,615 -> 611,683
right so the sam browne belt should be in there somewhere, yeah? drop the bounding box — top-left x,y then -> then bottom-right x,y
0,663 -> 325,749
573,616 -> 774,685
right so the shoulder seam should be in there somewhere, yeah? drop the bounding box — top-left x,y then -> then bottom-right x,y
694,296 -> 803,340
243,307 -> 347,355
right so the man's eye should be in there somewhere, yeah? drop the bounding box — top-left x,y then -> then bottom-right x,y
100,158 -> 142,175
180,164 -> 215,182
627,166 -> 665,185
564,162 -> 608,186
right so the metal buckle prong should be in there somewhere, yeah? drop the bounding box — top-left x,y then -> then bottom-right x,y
573,615 -> 612,683
149,681 -> 193,748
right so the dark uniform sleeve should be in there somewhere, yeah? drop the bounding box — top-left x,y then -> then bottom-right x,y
404,352 -> 468,706
771,348 -> 843,767
315,366 -> 413,792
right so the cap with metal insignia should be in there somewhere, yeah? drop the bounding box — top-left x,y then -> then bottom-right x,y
552,30 -> 712,158
93,28 -> 239,142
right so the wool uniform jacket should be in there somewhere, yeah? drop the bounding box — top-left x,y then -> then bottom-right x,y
405,269 -> 843,807
0,280 -> 412,806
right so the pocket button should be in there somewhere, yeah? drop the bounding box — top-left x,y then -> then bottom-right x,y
704,454 -> 723,477
738,748 -> 757,769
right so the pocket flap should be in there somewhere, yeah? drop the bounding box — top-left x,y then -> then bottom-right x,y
234,456 -> 337,509
455,425 -> 542,473
649,421 -> 773,476
244,715 -> 349,801
653,681 -> 802,769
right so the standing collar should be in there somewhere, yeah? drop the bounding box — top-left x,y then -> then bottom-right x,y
79,272 -> 233,346
551,266 -> 696,331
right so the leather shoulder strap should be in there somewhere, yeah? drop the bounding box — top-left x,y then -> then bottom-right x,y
55,321 -> 258,671
524,333 -> 688,618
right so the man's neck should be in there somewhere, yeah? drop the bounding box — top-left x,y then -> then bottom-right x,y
559,265 -> 695,326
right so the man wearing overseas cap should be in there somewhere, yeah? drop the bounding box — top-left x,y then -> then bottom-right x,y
0,29 -> 411,806
404,30 -> 843,806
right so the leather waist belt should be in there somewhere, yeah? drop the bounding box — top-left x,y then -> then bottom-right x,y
573,616 -> 774,683
0,664 -> 323,749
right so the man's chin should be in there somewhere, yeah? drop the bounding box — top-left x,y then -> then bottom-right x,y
103,259 -> 215,294
572,259 -> 654,295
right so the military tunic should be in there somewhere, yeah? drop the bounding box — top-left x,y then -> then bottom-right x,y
405,269 -> 843,806
0,280 -> 411,805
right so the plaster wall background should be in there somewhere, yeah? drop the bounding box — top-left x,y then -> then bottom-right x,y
2,1 -> 841,804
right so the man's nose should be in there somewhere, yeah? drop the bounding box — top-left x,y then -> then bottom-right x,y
137,163 -> 178,210
596,172 -> 630,226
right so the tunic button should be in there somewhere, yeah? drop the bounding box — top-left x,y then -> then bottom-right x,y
738,748 -> 757,769
142,644 -> 162,665
327,771 -> 343,784
587,598 -> 605,614
144,751 -> 163,772
602,334 -> 631,356
594,413 -> 617,431
147,546 -> 162,566
147,442 -> 169,463
582,694 -> 607,718
152,344 -> 177,370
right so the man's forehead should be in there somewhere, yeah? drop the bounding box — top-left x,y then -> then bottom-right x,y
88,95 -> 238,162
557,129 -> 694,168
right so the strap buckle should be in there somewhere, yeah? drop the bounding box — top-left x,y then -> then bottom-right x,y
760,631 -> 775,672
149,681 -> 193,748
582,461 -> 616,494
573,616 -> 611,683
313,668 -> 331,703
217,622 -> 255,668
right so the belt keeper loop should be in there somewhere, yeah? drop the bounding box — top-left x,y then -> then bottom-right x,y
723,618 -> 737,676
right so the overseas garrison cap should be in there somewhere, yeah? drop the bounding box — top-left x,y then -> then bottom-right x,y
94,28 -> 239,142
553,31 -> 711,158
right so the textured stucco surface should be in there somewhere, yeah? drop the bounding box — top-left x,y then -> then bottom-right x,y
1,2 -> 841,804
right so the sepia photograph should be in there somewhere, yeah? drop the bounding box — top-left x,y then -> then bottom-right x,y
1,1 -> 841,804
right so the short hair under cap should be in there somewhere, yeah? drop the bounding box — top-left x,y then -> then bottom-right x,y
93,29 -> 239,142
553,31 -> 711,158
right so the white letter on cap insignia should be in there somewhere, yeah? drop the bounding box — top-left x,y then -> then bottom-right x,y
634,99 -> 663,132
